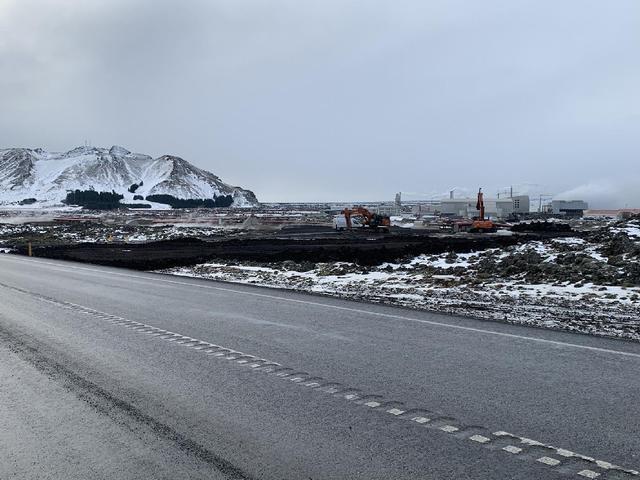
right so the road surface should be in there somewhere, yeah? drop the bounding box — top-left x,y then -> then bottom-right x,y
1,254 -> 639,479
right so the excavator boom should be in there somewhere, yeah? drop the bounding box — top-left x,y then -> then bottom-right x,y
470,188 -> 496,233
342,207 -> 390,232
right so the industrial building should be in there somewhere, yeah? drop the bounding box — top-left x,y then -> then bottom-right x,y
381,190 -> 590,221
374,192 -> 404,216
550,200 -> 588,217
438,195 -> 530,219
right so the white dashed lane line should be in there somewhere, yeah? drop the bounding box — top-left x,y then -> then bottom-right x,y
411,416 -> 430,424
577,470 -> 601,478
538,456 -> 562,467
387,408 -> 405,416
503,445 -> 523,454
440,425 -> 460,433
1,279 -> 639,479
469,435 -> 491,444
3,255 -> 640,360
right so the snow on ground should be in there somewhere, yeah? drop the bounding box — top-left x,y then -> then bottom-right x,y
164,257 -> 640,341
0,221 -> 229,245
2,211 -> 639,341
611,220 -> 640,239
161,218 -> 640,341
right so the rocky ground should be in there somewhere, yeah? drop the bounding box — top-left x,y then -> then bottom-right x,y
162,216 -> 640,342
0,222 -> 229,246
3,213 -> 640,341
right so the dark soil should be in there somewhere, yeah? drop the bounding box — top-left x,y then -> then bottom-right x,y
12,232 -> 568,270
511,221 -> 573,233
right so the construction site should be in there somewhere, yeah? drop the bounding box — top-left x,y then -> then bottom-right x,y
1,187 -> 640,343
0,187 -> 581,270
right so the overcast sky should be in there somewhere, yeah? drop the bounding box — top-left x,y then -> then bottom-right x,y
1,0 -> 638,206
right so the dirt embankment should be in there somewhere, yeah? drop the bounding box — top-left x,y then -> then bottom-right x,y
10,232 -> 565,270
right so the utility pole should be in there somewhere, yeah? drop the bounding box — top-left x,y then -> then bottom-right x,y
537,194 -> 553,213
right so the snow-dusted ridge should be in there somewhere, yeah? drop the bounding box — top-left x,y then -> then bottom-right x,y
0,145 -> 258,207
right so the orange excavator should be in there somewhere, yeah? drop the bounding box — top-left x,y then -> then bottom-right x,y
470,188 -> 496,233
342,207 -> 391,233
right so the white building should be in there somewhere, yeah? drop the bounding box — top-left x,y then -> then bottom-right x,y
439,195 -> 530,219
511,195 -> 530,214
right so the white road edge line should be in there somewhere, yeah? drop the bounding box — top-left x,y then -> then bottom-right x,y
3,256 -> 640,359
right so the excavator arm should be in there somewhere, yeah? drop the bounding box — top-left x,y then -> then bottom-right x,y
470,187 -> 496,233
342,207 -> 390,232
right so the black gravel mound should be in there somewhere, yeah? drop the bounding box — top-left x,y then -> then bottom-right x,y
511,221 -> 572,233
13,234 -> 539,270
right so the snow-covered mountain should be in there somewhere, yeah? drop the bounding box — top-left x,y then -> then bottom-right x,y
0,146 -> 258,207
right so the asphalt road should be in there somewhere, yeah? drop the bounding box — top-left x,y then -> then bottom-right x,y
1,254 -> 639,479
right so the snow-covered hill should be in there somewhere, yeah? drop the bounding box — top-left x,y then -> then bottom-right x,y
0,146 -> 258,208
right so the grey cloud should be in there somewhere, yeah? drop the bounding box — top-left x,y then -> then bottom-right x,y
556,179 -> 640,210
1,0 -> 638,206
